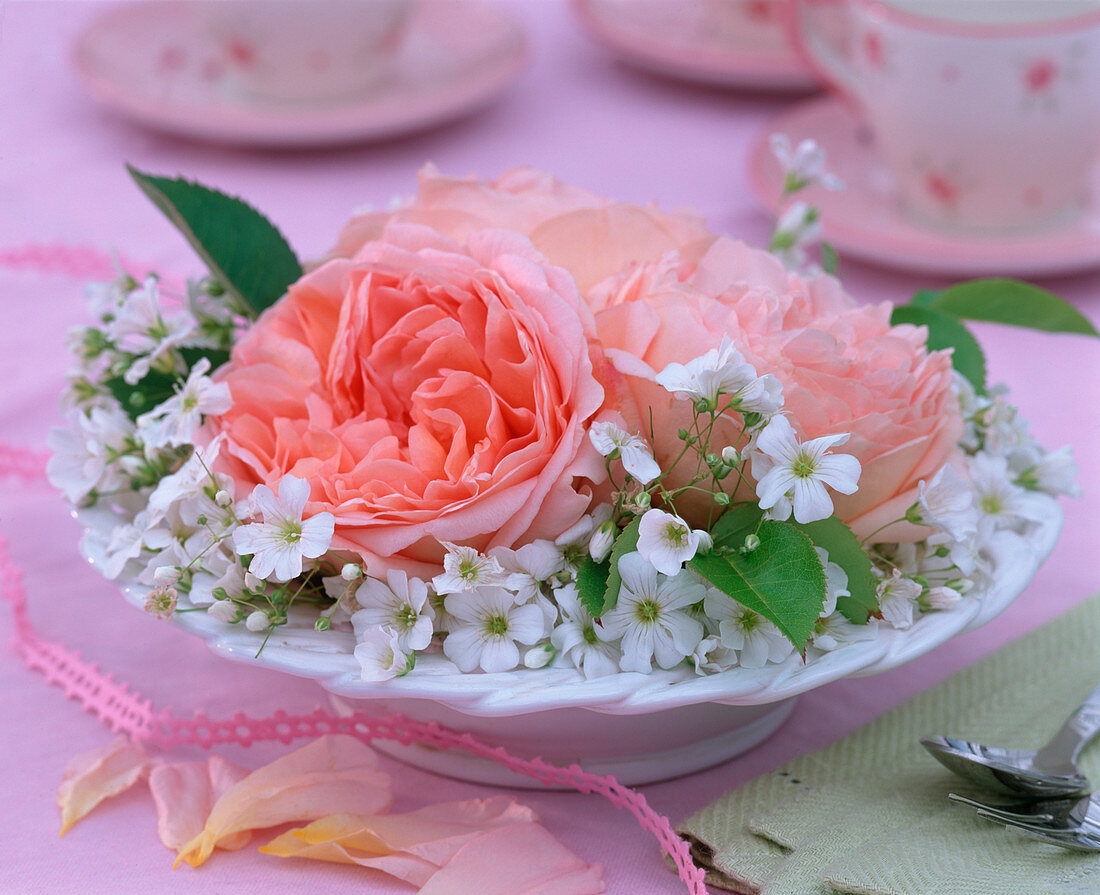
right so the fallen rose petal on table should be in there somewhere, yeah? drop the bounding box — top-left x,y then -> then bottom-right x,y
174,735 -> 391,868
418,821 -> 604,894
149,755 -> 250,851
260,797 -> 538,887
58,736 -> 149,835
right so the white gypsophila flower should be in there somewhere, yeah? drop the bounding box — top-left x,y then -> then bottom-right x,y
47,405 -> 136,503
814,546 -> 850,617
136,358 -> 233,449
770,133 -> 843,193
354,627 -> 412,682
107,278 -> 195,385
432,543 -> 508,595
981,393 -> 1031,456
636,509 -> 709,576
913,464 -> 978,542
810,614 -> 879,653
596,554 -> 705,673
691,635 -> 739,675
442,586 -> 547,673
588,420 -> 661,484
550,583 -> 621,680
184,547 -> 237,605
143,584 -> 177,620
738,373 -> 784,417
491,540 -> 566,603
924,530 -> 988,581
953,373 -> 985,452
102,509 -> 172,579
351,569 -> 435,652
924,585 -> 963,610
968,452 -> 1050,538
233,475 -> 335,582
703,588 -> 794,668
1010,443 -> 1081,498
654,335 -> 763,411
752,415 -> 861,525
877,570 -> 922,630
147,435 -> 225,513
769,201 -> 822,271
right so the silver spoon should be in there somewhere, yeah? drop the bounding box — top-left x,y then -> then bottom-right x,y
921,680 -> 1100,797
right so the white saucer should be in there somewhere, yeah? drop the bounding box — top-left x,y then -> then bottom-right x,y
748,97 -> 1100,278
574,0 -> 819,92
72,1 -> 528,148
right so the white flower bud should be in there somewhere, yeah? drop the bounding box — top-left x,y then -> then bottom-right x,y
589,521 -> 616,563
341,562 -> 362,581
214,489 -> 233,507
207,600 -> 238,623
523,644 -> 555,669
925,585 -> 963,610
245,610 -> 270,632
694,530 -> 713,554
721,446 -> 739,465
244,572 -> 264,590
153,565 -> 180,585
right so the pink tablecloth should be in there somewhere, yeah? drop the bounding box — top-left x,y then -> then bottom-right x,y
1,2 -> 1097,893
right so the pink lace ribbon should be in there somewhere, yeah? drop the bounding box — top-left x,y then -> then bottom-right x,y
0,442 -> 706,894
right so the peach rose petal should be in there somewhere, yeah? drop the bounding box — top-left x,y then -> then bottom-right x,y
174,735 -> 391,868
418,822 -> 605,895
260,797 -> 538,887
57,736 -> 149,835
149,755 -> 251,852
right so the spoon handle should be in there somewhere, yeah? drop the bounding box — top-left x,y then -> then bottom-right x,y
1033,680 -> 1100,773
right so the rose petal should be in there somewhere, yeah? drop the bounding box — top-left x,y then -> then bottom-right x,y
418,822 -> 604,895
149,755 -> 251,851
175,735 -> 391,868
261,797 -> 538,888
57,737 -> 149,835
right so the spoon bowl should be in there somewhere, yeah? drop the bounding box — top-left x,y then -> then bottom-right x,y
921,735 -> 1090,797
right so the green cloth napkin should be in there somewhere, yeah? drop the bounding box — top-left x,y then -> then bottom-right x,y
678,594 -> 1100,895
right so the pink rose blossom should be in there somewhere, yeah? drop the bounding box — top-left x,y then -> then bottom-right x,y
205,224 -> 605,578
592,238 -> 963,540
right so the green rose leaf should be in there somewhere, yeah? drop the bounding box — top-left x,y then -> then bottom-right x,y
576,557 -> 610,619
931,279 -> 1098,337
709,503 -> 764,550
820,241 -> 839,276
793,516 -> 879,623
891,303 -> 987,394
689,520 -> 826,654
178,346 -> 232,373
127,166 -> 302,317
599,516 -> 642,617
908,289 -> 941,307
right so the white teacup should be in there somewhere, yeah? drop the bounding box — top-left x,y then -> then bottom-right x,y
205,0 -> 412,103
791,0 -> 1100,233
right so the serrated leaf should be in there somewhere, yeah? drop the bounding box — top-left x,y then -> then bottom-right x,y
689,520 -> 826,654
127,166 -> 302,317
891,303 -> 986,394
576,557 -> 610,619
600,516 -> 642,616
794,517 -> 878,623
710,503 -> 764,550
931,279 -> 1098,337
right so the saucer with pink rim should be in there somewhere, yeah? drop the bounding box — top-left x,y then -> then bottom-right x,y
574,0 -> 819,92
72,0 -> 527,148
748,97 -> 1100,278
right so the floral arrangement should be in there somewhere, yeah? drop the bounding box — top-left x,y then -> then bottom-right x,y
50,146 -> 1091,684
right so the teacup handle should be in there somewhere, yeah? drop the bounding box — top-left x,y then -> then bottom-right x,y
788,0 -> 865,103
